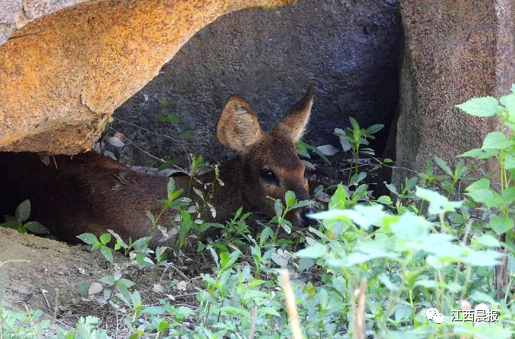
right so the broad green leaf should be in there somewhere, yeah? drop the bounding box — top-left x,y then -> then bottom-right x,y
448,212 -> 465,224
274,200 -> 283,218
434,157 -> 452,176
463,250 -> 503,266
159,96 -> 169,107
459,148 -> 499,159
415,186 -> 462,214
15,200 -> 31,223
469,291 -> 496,305
220,251 -> 240,269
77,233 -> 98,245
99,233 -> 111,245
132,237 -> 151,250
466,178 -> 490,192
471,323 -> 514,339
23,221 -> 49,235
458,148 -> 483,158
488,215 -> 514,235
329,184 -> 347,210
295,242 -> 327,259
419,234 -> 456,255
0,221 -> 20,230
140,306 -> 166,315
317,144 -> 339,156
76,282 -> 90,296
504,155 -> 515,169
456,96 -> 500,117
285,191 -> 296,208
248,279 -> 266,287
257,307 -> 281,317
349,116 -> 360,131
296,140 -> 309,158
391,213 -> 430,241
311,205 -> 386,231
340,139 -> 351,151
366,124 -> 384,134
475,234 -> 501,247
379,273 -> 398,291
414,280 -> 436,289
136,253 -> 153,268
290,200 -> 314,210
377,195 -> 392,205
100,245 -> 113,263
502,186 -> 515,202
394,305 -> 411,322
167,114 -> 182,124
466,189 -> 494,205
100,275 -> 116,286
482,131 -> 512,149
500,92 -> 515,115
298,258 -> 315,270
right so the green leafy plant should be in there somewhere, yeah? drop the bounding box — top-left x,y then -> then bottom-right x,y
1,200 -> 48,235
6,88 -> 515,339
334,117 -> 384,183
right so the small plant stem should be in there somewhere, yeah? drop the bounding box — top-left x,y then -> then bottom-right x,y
203,303 -> 211,325
438,212 -> 448,233
272,208 -> 289,243
384,258 -> 410,319
418,200 -> 425,215
446,178 -> 456,198
504,277 -> 514,304
24,304 -> 39,338
217,300 -> 225,323
459,265 -> 472,302
450,219 -> 472,304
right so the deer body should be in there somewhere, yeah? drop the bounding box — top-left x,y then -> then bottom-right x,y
0,87 -> 315,247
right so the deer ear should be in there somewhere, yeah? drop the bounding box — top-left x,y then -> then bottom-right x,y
273,85 -> 314,142
217,95 -> 264,153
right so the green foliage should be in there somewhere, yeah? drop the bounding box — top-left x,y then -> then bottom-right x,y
4,88 -> 515,338
1,200 -> 49,235
296,138 -> 333,169
334,117 -> 384,184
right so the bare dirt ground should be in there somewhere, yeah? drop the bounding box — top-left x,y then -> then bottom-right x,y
0,227 -> 203,335
0,227 -> 111,318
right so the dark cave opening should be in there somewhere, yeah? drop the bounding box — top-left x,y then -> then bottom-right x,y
110,0 -> 401,169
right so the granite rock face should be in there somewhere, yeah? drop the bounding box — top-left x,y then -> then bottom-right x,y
0,0 -> 295,154
112,0 -> 401,165
390,0 -> 515,183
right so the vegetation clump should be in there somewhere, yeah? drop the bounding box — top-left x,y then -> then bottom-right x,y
1,88 -> 515,339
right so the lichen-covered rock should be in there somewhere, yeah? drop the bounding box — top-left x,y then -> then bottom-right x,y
0,0 -> 93,45
391,0 -> 514,183
0,0 -> 295,154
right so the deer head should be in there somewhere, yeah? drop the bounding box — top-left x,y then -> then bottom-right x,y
216,86 -> 316,227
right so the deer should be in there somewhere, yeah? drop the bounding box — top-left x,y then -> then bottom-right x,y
0,86 -> 317,248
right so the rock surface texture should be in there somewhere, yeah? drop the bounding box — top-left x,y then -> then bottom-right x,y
112,0 -> 401,165
391,0 -> 514,183
0,0 -> 295,154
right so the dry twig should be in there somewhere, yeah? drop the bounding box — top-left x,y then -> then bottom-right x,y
279,269 -> 302,339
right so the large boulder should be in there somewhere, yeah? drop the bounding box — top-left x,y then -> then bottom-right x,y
390,0 -> 514,183
0,0 -> 295,154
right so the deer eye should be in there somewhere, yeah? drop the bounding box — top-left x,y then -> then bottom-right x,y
260,168 -> 278,183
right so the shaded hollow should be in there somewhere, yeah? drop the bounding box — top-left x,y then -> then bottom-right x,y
111,0 -> 401,166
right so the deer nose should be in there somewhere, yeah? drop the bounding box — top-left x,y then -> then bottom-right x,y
300,206 -> 317,227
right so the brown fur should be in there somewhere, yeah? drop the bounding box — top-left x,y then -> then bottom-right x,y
0,87 -> 316,247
